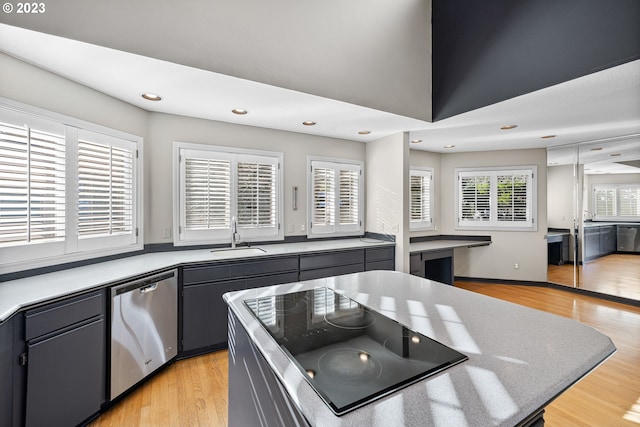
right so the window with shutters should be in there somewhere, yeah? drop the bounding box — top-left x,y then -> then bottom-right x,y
456,166 -> 536,230
175,142 -> 283,245
409,167 -> 434,230
308,157 -> 363,238
593,184 -> 640,220
1,100 -> 142,273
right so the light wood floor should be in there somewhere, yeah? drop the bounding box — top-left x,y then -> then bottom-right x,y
90,284 -> 640,427
548,253 -> 640,301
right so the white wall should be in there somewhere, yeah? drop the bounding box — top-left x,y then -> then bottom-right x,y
146,113 -> 365,243
440,149 -> 548,282
409,149 -> 442,237
547,164 -> 575,229
0,53 -> 148,137
366,133 -> 409,272
1,53 -> 366,245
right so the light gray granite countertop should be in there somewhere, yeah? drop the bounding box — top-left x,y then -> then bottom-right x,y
0,238 -> 393,322
224,270 -> 615,427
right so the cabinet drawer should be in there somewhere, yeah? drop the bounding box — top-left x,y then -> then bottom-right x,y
183,256 -> 298,285
299,249 -> 364,271
299,263 -> 364,281
365,247 -> 394,263
366,259 -> 395,271
25,291 -> 104,341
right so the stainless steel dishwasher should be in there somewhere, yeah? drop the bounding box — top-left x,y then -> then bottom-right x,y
110,269 -> 178,400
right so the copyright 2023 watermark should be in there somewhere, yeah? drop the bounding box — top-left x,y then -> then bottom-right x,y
3,2 -> 47,13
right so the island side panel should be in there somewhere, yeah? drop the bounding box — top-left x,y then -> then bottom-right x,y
227,310 -> 310,427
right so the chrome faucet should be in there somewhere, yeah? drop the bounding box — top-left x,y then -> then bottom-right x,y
231,216 -> 239,248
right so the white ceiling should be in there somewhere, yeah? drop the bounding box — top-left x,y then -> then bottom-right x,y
1,23 -> 639,171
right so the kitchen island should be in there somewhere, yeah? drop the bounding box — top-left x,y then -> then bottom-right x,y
224,270 -> 615,427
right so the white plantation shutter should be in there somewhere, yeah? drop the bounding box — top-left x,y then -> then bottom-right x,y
237,155 -> 277,230
459,173 -> 491,224
180,149 -> 232,242
593,185 -> 640,220
185,157 -> 231,231
0,119 -> 66,247
457,167 -> 536,230
497,173 -> 530,223
78,136 -> 134,238
309,159 -> 362,237
1,102 -> 142,273
619,187 -> 640,218
177,145 -> 282,244
593,186 -> 616,218
409,168 -> 433,229
312,166 -> 335,228
339,169 -> 359,226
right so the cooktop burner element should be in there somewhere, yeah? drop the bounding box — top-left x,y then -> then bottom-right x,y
244,287 -> 468,416
318,348 -> 382,384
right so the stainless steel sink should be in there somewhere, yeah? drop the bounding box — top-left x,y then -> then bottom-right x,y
210,247 -> 267,256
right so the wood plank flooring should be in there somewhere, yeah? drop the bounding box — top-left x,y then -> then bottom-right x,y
548,253 -> 640,301
90,284 -> 640,427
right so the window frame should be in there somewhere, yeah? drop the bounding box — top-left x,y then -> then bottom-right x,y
173,142 -> 284,246
307,156 -> 364,238
0,98 -> 143,275
409,166 -> 434,230
455,165 -> 537,231
592,184 -> 640,221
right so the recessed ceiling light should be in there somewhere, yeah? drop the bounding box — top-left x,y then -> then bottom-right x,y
410,139 -> 422,144
232,108 -> 248,115
444,145 -> 456,149
358,130 -> 371,135
610,153 -> 622,157
590,147 -> 603,151
500,125 -> 518,130
141,93 -> 162,101
541,135 -> 556,139
302,121 -> 316,126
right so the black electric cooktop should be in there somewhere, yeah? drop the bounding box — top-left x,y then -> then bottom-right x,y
244,288 -> 468,416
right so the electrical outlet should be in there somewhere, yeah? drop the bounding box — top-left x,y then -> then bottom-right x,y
287,223 -> 294,233
514,263 -> 519,270
301,224 -> 306,232
162,227 -> 171,238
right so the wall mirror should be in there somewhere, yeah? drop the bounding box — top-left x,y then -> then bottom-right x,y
547,136 -> 640,301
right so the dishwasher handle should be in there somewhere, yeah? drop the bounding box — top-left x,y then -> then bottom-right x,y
112,270 -> 176,297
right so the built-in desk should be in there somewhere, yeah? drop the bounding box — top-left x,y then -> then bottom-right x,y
409,238 -> 491,285
547,230 -> 570,265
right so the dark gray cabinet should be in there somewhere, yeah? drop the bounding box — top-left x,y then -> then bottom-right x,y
365,246 -> 395,270
0,313 -> 25,427
600,226 -> 616,255
23,291 -> 105,427
410,249 -> 455,285
181,256 -> 299,353
584,225 -> 617,260
227,311 -> 309,427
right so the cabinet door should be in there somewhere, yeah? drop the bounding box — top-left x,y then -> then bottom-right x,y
182,272 -> 299,352
25,319 -> 104,427
584,228 -> 600,259
182,279 -> 245,352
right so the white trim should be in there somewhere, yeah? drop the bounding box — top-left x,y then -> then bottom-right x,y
307,156 -> 364,238
409,166 -> 435,231
0,98 -> 144,275
454,165 -> 537,231
173,141 -> 284,246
